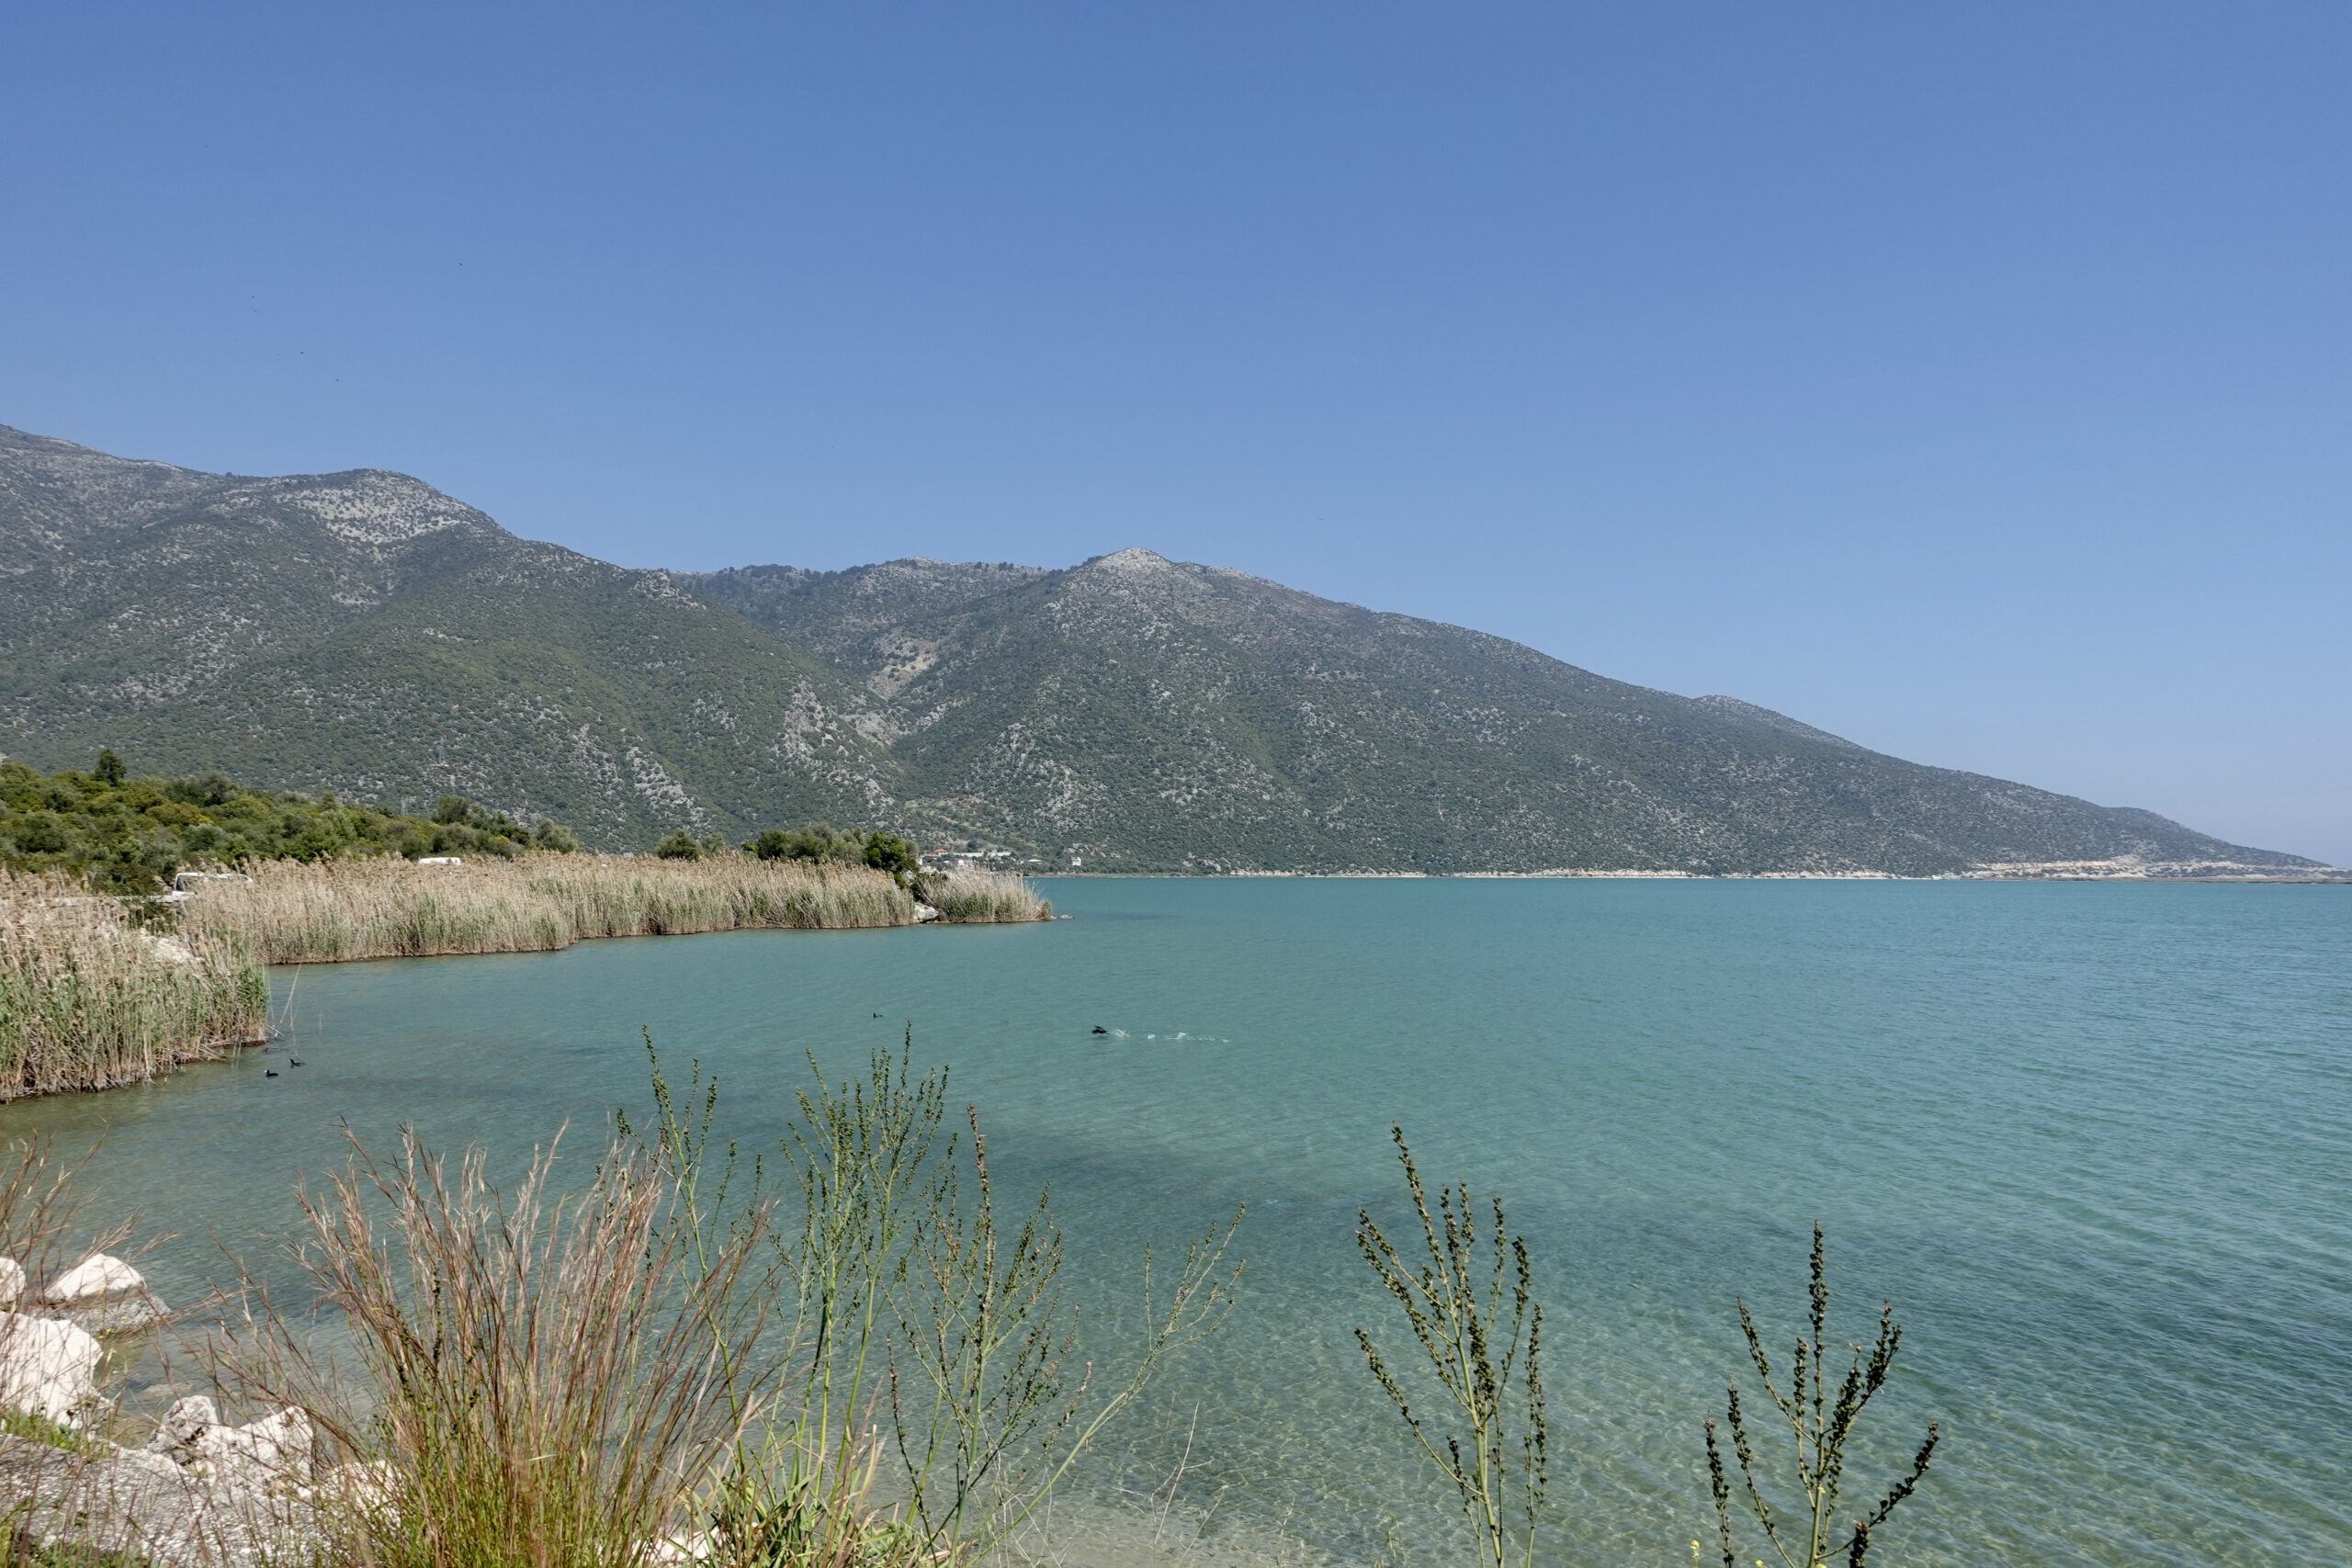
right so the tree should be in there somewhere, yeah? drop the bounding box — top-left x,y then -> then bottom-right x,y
753,822 -> 865,864
94,748 -> 126,785
864,831 -> 919,885
655,829 -> 702,861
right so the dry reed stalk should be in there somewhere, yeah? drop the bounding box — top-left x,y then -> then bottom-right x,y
185,853 -> 922,965
0,870 -> 268,1100
0,1133 -> 94,1314
525,853 -> 916,939
922,870 -> 1052,924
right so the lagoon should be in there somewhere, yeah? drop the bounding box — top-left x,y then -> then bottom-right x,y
11,878 -> 2350,1567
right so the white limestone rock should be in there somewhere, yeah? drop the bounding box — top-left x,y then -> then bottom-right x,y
322,1455 -> 397,1510
651,1528 -> 718,1563
0,1430 -> 322,1568
60,1289 -> 170,1337
0,1313 -> 104,1426
193,1405 -> 314,1493
142,1393 -> 220,1462
38,1252 -> 167,1335
41,1252 -> 145,1304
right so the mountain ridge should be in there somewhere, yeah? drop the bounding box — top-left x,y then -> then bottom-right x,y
1,425 -> 2320,874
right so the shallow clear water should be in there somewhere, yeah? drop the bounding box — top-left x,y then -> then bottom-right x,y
11,879 -> 2350,1566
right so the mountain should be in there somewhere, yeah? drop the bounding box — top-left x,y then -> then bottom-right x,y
0,427 -> 898,846
0,425 -> 2319,874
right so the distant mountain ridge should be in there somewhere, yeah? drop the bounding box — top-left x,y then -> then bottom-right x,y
0,425 -> 2319,874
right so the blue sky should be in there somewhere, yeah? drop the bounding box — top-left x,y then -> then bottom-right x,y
6,3 -> 2347,863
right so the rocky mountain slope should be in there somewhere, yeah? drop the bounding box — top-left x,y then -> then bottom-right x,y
0,427 -> 897,846
2,425 -> 2316,873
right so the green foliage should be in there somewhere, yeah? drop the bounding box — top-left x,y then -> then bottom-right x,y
0,1405 -> 104,1457
752,822 -> 866,865
632,1037 -> 1242,1568
0,761 -> 572,892
1355,1125 -> 1547,1568
861,831 -> 918,885
212,1124 -> 776,1568
653,829 -> 735,862
1704,1225 -> 1939,1568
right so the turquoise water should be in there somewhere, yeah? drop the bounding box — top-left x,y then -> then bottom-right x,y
11,879 -> 2350,1566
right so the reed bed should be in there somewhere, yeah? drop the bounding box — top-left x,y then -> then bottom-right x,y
0,870 -> 269,1100
183,852 -> 933,965
530,852 -> 917,940
923,867 -> 1053,923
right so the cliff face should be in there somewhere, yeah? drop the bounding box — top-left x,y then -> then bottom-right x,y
5,426 -> 2314,871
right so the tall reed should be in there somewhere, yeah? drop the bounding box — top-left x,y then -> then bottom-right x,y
0,869 -> 268,1100
183,853 -> 927,964
918,870 -> 1052,924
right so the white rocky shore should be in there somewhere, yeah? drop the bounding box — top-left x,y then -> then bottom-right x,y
0,1250 -> 334,1565
0,1249 -> 715,1565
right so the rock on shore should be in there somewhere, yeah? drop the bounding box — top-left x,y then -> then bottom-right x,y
0,1314 -> 103,1425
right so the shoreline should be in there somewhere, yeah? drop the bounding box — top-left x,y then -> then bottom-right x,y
2,856 -> 1053,1101
1043,866 -> 2352,884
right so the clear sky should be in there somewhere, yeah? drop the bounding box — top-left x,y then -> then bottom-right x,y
6,4 -> 2346,863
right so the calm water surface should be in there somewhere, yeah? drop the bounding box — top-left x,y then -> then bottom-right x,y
11,879 -> 2350,1567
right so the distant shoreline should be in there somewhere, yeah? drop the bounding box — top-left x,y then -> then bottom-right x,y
1033,867 -> 2352,884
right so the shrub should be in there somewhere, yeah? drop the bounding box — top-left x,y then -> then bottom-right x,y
752,823 -> 866,865
655,829 -> 703,861
1355,1125 -> 1547,1568
0,761 -> 570,889
861,832 -> 919,885
1702,1225 -> 1939,1568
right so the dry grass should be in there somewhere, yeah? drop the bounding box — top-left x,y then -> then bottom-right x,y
211,1129 -> 784,1568
0,870 -> 268,1100
922,869 -> 1053,924
183,853 -> 923,965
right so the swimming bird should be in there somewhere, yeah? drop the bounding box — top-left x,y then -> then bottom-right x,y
1091,1025 -> 1108,1034
288,1059 -> 303,1066
265,1070 -> 278,1077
